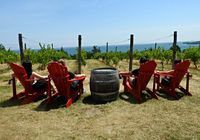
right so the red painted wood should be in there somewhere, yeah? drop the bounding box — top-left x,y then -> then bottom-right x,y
47,62 -> 86,108
9,63 -> 47,104
120,60 -> 158,103
154,60 -> 192,98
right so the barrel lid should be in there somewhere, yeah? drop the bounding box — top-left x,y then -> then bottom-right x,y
91,67 -> 117,74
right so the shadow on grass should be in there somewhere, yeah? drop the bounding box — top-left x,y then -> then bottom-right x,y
82,95 -> 115,105
0,98 -> 22,108
119,92 -> 155,104
156,89 -> 184,101
0,94 -> 47,108
35,96 -> 67,111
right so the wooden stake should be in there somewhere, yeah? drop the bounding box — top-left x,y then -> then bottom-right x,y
18,33 -> 24,64
106,42 -> 108,53
172,31 -> 177,69
78,35 -> 82,74
129,34 -> 134,71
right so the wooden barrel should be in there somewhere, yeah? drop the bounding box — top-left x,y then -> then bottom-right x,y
90,68 -> 119,102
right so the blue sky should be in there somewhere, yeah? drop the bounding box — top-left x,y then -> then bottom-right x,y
0,0 -> 200,49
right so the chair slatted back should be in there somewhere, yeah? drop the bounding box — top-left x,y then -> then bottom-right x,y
136,60 -> 157,90
47,62 -> 70,96
9,62 -> 33,92
173,60 -> 190,87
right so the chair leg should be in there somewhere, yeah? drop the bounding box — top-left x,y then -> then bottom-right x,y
146,88 -> 158,99
132,92 -> 142,103
178,86 -> 192,96
11,91 -> 26,100
65,89 -> 82,108
66,98 -> 73,108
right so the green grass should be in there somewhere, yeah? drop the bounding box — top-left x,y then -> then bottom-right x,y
0,59 -> 200,140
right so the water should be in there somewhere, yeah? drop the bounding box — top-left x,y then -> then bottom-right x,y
63,42 -> 195,55
12,42 -> 195,55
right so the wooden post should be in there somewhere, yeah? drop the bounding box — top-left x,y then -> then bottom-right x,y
172,31 -> 177,69
129,34 -> 134,71
12,75 -> 17,99
24,43 -> 27,50
155,43 -> 157,49
115,46 -> 118,52
18,33 -> 24,64
106,42 -> 108,53
51,43 -> 54,49
77,35 -> 82,74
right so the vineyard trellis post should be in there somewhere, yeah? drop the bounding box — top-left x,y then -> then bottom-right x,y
129,34 -> 134,71
24,43 -> 27,50
172,31 -> 177,69
77,35 -> 82,74
18,33 -> 24,64
106,42 -> 108,53
154,43 -> 157,49
115,46 -> 118,52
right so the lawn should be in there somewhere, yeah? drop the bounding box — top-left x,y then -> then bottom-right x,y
0,59 -> 200,140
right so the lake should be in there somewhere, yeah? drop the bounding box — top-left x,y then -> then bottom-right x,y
63,42 -> 195,55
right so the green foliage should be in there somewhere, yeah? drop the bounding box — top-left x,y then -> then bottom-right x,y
0,44 -> 6,51
24,49 -> 37,63
0,42 -> 199,70
86,46 -> 101,59
93,52 -> 104,60
94,52 -> 124,66
112,56 -> 119,66
81,49 -> 87,66
23,43 -> 71,69
170,44 -> 181,52
183,47 -> 200,68
37,44 -> 70,69
91,46 -> 199,69
140,50 -> 152,59
132,50 -> 141,60
0,45 -> 19,64
176,51 -> 184,60
163,50 -> 173,64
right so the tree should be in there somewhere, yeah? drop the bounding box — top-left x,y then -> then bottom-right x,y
86,45 -> 101,59
91,45 -> 101,54
0,44 -> 6,51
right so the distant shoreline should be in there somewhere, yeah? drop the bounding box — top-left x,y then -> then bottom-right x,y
11,42 -> 197,55
183,41 -> 200,45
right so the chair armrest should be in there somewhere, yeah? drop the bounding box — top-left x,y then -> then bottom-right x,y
154,70 -> 174,77
67,76 -> 86,83
65,75 -> 70,79
119,72 -> 131,77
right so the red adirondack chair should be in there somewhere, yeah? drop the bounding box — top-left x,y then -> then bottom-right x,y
47,62 -> 86,108
154,60 -> 192,99
120,60 -> 158,103
9,62 -> 48,104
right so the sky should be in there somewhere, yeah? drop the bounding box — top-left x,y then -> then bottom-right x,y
0,0 -> 200,49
